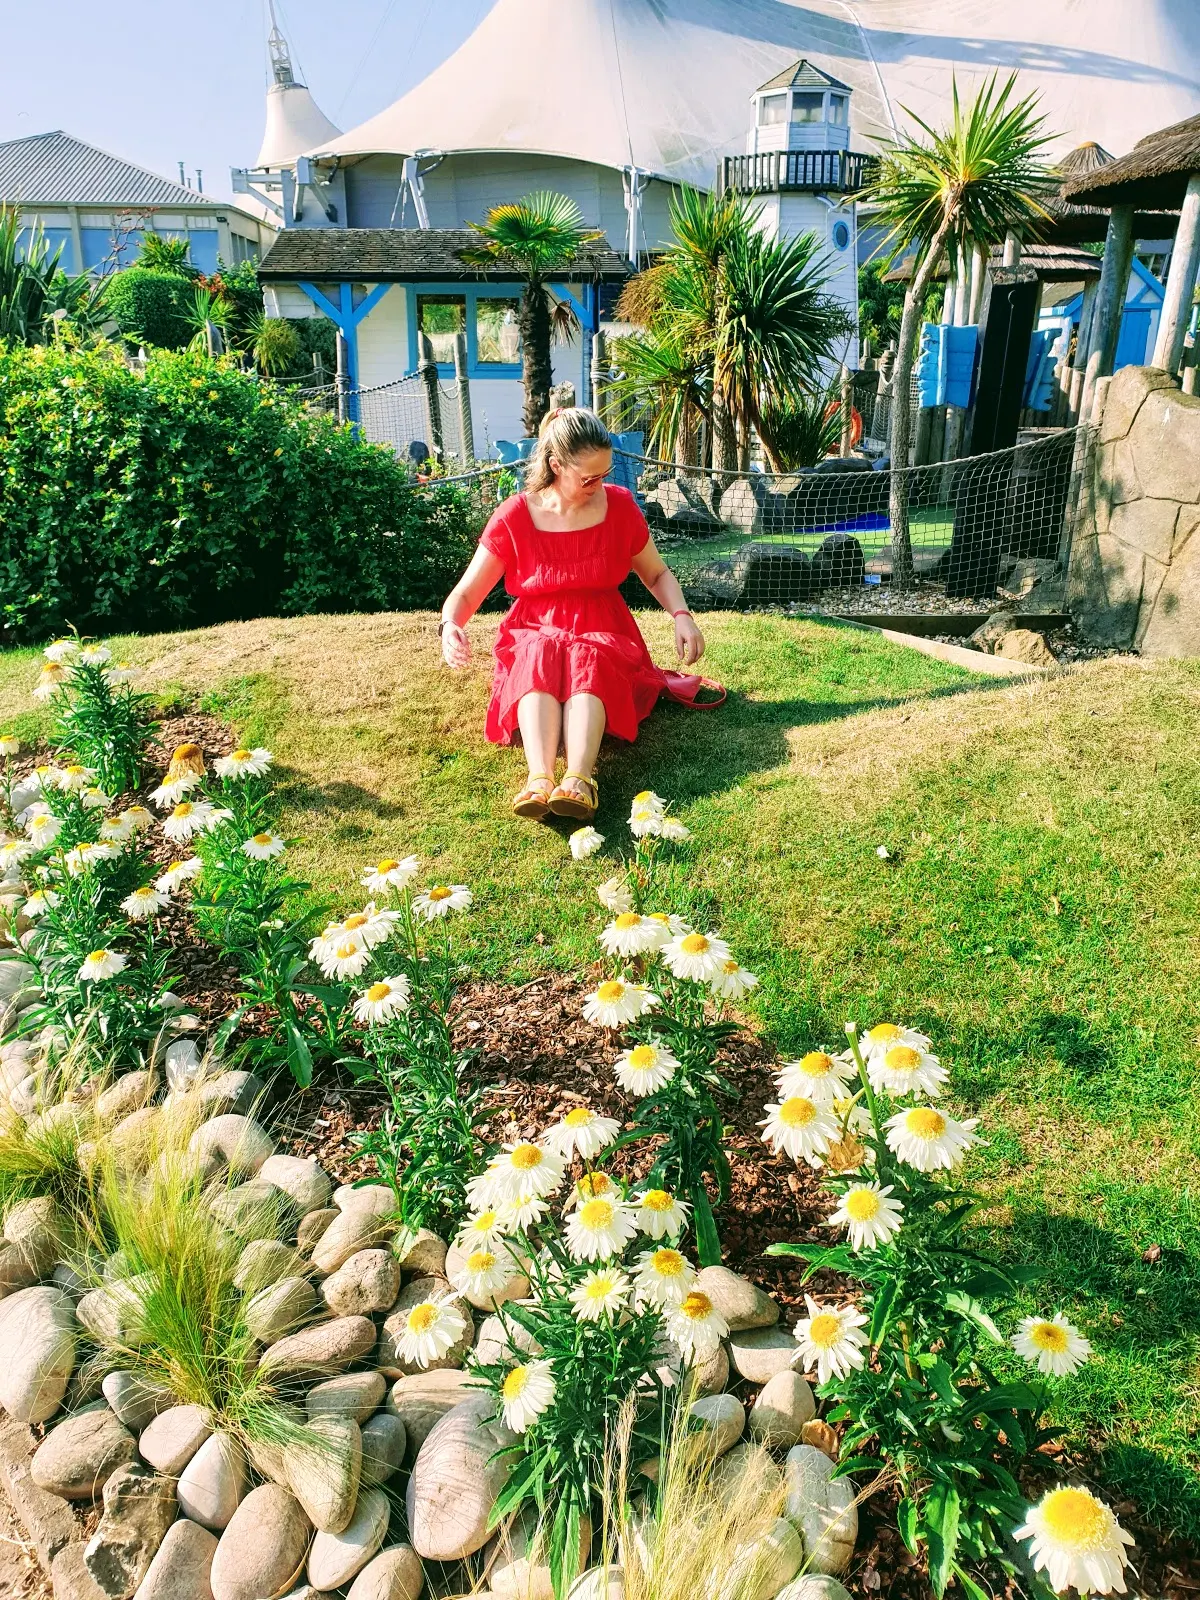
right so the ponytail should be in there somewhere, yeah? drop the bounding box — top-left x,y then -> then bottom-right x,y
525,406 -> 611,492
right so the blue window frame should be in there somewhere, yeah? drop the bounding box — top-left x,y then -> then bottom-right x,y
406,284 -> 526,377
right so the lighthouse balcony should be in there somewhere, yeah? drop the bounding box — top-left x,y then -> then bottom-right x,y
718,149 -> 869,197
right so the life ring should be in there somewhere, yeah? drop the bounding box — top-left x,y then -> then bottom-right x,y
823,400 -> 863,449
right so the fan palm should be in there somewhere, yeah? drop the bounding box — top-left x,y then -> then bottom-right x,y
461,192 -> 603,435
867,73 -> 1056,584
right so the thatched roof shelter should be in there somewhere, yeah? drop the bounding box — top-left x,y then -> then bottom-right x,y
883,243 -> 1103,287
1045,143 -> 1180,242
1062,115 -> 1200,212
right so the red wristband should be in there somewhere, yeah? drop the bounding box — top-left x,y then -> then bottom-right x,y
671,609 -> 692,619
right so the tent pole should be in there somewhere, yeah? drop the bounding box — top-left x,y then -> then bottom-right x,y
1151,172 -> 1200,374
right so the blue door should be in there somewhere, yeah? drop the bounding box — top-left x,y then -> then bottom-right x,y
1114,308 -> 1152,369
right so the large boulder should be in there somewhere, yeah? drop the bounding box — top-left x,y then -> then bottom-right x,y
322,1249 -> 401,1317
807,532 -> 866,592
258,1155 -> 331,1213
306,1371 -> 387,1424
31,1407 -> 137,1500
729,542 -> 812,606
406,1395 -> 514,1561
694,1267 -> 779,1332
258,1314 -> 376,1378
210,1485 -> 312,1600
84,1462 -> 177,1598
131,1515 -> 218,1600
177,1433 -> 247,1531
346,1545 -> 425,1600
387,1369 -> 475,1465
285,1415 -> 362,1533
306,1484 -> 390,1590
0,1284 -> 77,1421
784,1444 -> 858,1575
139,1406 -> 212,1476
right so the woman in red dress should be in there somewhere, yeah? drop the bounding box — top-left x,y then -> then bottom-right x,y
439,408 -> 706,822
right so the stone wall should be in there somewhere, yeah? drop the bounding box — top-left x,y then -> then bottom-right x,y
1068,366 -> 1200,654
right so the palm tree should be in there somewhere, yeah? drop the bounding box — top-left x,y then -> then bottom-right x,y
460,192 -> 602,435
867,73 -> 1056,585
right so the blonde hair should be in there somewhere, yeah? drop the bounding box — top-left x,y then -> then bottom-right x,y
525,406 -> 611,493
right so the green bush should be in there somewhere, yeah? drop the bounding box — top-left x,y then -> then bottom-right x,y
0,342 -> 482,642
102,268 -> 193,350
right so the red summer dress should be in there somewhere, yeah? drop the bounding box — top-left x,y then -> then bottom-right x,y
479,486 -> 710,746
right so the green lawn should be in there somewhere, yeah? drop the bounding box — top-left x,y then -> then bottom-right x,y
3,611 -> 1197,1534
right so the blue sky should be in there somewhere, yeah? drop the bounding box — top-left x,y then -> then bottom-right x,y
0,0 -> 494,205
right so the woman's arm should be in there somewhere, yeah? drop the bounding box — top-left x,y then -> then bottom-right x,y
631,537 -> 706,667
440,545 -> 505,668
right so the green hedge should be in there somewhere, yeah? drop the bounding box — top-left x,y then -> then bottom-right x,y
0,343 -> 482,642
101,268 -> 193,350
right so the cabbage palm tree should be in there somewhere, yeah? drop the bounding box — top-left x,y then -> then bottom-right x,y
461,193 -> 602,435
867,73 -> 1056,584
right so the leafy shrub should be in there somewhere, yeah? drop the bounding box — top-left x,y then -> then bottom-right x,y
101,267 -> 192,349
0,342 -> 483,641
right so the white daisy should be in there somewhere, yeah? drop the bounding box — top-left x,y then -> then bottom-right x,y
163,801 -> 215,842
600,912 -> 662,959
120,806 -> 153,834
564,1197 -> 639,1262
596,876 -> 634,915
867,1041 -> 948,1099
496,1192 -> 550,1232
710,958 -> 758,1000
156,858 -> 202,894
241,831 -> 286,861
778,1050 -> 856,1107
120,886 -> 169,921
0,839 -> 34,868
455,1208 -> 507,1253
631,789 -> 667,817
569,826 -> 605,861
213,747 -> 273,779
204,807 -> 234,830
1014,1487 -> 1135,1596
361,855 -> 420,894
570,1268 -> 630,1322
352,976 -> 411,1025
451,1249 -> 512,1301
761,1096 -> 840,1166
80,786 -> 112,811
629,809 -> 663,839
148,774 -> 201,809
32,665 -> 68,700
500,1359 -> 556,1433
104,662 -> 139,684
827,1182 -> 904,1251
581,979 -> 658,1029
79,948 -> 127,983
99,816 -> 134,844
565,1171 -> 621,1211
614,1040 -> 678,1097
358,901 -> 402,946
63,841 -> 118,875
22,889 -> 59,919
478,1142 -> 566,1204
666,1290 -> 728,1361
43,639 -> 80,664
394,1293 -> 467,1370
885,1106 -> 980,1173
635,1188 -> 690,1240
0,735 -> 18,757
56,764 -> 96,792
794,1296 -> 869,1386
661,931 -> 732,983
413,884 -> 473,920
633,1246 -> 696,1308
317,940 -> 372,981
77,643 -> 110,666
544,1107 -> 621,1162
1012,1313 -> 1092,1378
659,817 -> 691,843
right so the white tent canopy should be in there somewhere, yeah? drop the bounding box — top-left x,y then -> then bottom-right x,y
311,0 -> 1200,188
257,83 -> 342,170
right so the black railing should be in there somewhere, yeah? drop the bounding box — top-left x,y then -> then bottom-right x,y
718,150 -> 869,195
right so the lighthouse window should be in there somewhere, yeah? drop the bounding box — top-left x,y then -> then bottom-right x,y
829,94 -> 848,126
792,92 -> 825,123
417,295 -> 466,363
832,219 -> 851,251
758,93 -> 788,127
476,298 -> 522,365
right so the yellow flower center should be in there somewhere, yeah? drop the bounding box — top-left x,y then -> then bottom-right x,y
577,1173 -> 613,1199
377,858 -> 399,872
627,1045 -> 657,1068
648,913 -> 671,926
335,942 -> 360,960
680,933 -> 710,954
905,1107 -> 947,1140
633,790 -> 655,803
252,832 -> 273,846
471,1210 -> 497,1231
564,1108 -> 595,1127
87,949 -> 109,963
780,1097 -> 818,1127
366,983 -> 392,1002
652,1248 -> 685,1277
65,765 -> 85,777
582,1275 -> 617,1301
679,1291 -> 712,1321
510,1143 -> 544,1171
844,1188 -> 882,1222
597,981 -> 625,1003
722,958 -> 740,973
502,1365 -> 529,1400
172,742 -> 203,765
173,803 -> 194,818
884,1045 -> 922,1074
232,749 -> 252,761
406,1303 -> 437,1334
614,912 -> 642,929
579,1199 -> 615,1230
343,914 -> 370,930
642,1189 -> 674,1212
467,1251 -> 495,1273
866,1023 -> 903,1045
1030,1321 -> 1070,1352
808,1312 -> 842,1349
429,886 -> 452,901
1039,1488 -> 1110,1549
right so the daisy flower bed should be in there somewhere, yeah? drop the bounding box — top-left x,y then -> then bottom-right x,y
0,637 -> 1176,1600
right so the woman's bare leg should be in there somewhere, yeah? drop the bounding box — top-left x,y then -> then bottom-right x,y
561,694 -> 607,799
516,692 -> 563,790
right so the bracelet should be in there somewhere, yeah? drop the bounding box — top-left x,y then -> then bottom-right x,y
671,609 -> 693,620
437,619 -> 456,637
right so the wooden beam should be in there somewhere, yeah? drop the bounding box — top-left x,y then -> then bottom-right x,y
1151,171 -> 1200,374
1079,204 -> 1134,423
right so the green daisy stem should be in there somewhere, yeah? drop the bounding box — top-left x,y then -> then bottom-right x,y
844,1020 -> 893,1179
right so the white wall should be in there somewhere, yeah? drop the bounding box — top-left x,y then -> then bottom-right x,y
356,285 -> 409,390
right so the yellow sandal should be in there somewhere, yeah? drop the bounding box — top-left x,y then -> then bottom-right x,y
512,773 -> 556,821
548,771 -> 598,821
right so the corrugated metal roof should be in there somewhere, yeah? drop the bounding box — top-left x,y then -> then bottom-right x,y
0,131 -> 213,208
756,59 -> 851,94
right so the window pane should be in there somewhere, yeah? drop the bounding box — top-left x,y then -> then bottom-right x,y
792,92 -> 825,123
829,94 -> 848,126
417,295 -> 465,363
187,230 -> 219,274
758,93 -> 788,127
476,298 -> 521,364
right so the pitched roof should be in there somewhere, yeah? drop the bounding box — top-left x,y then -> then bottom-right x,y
256,227 -> 630,283
1062,114 -> 1200,211
0,130 -> 210,208
756,60 -> 851,94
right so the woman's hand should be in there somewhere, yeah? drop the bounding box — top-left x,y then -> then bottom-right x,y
441,621 -> 471,669
674,613 -> 705,667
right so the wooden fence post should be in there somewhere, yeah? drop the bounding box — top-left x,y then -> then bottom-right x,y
418,333 -> 444,462
452,332 -> 474,465
334,331 -> 350,426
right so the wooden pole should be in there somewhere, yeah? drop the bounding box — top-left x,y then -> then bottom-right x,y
967,245 -> 985,324
839,364 -> 853,456
1003,230 -> 1022,267
452,331 -> 475,465
1151,171 -> 1200,374
1080,204 -> 1134,423
590,330 -> 609,428
334,331 -> 349,426
418,332 -> 444,462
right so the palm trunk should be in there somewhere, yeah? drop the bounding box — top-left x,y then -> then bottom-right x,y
888,218 -> 956,588
520,281 -> 553,437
